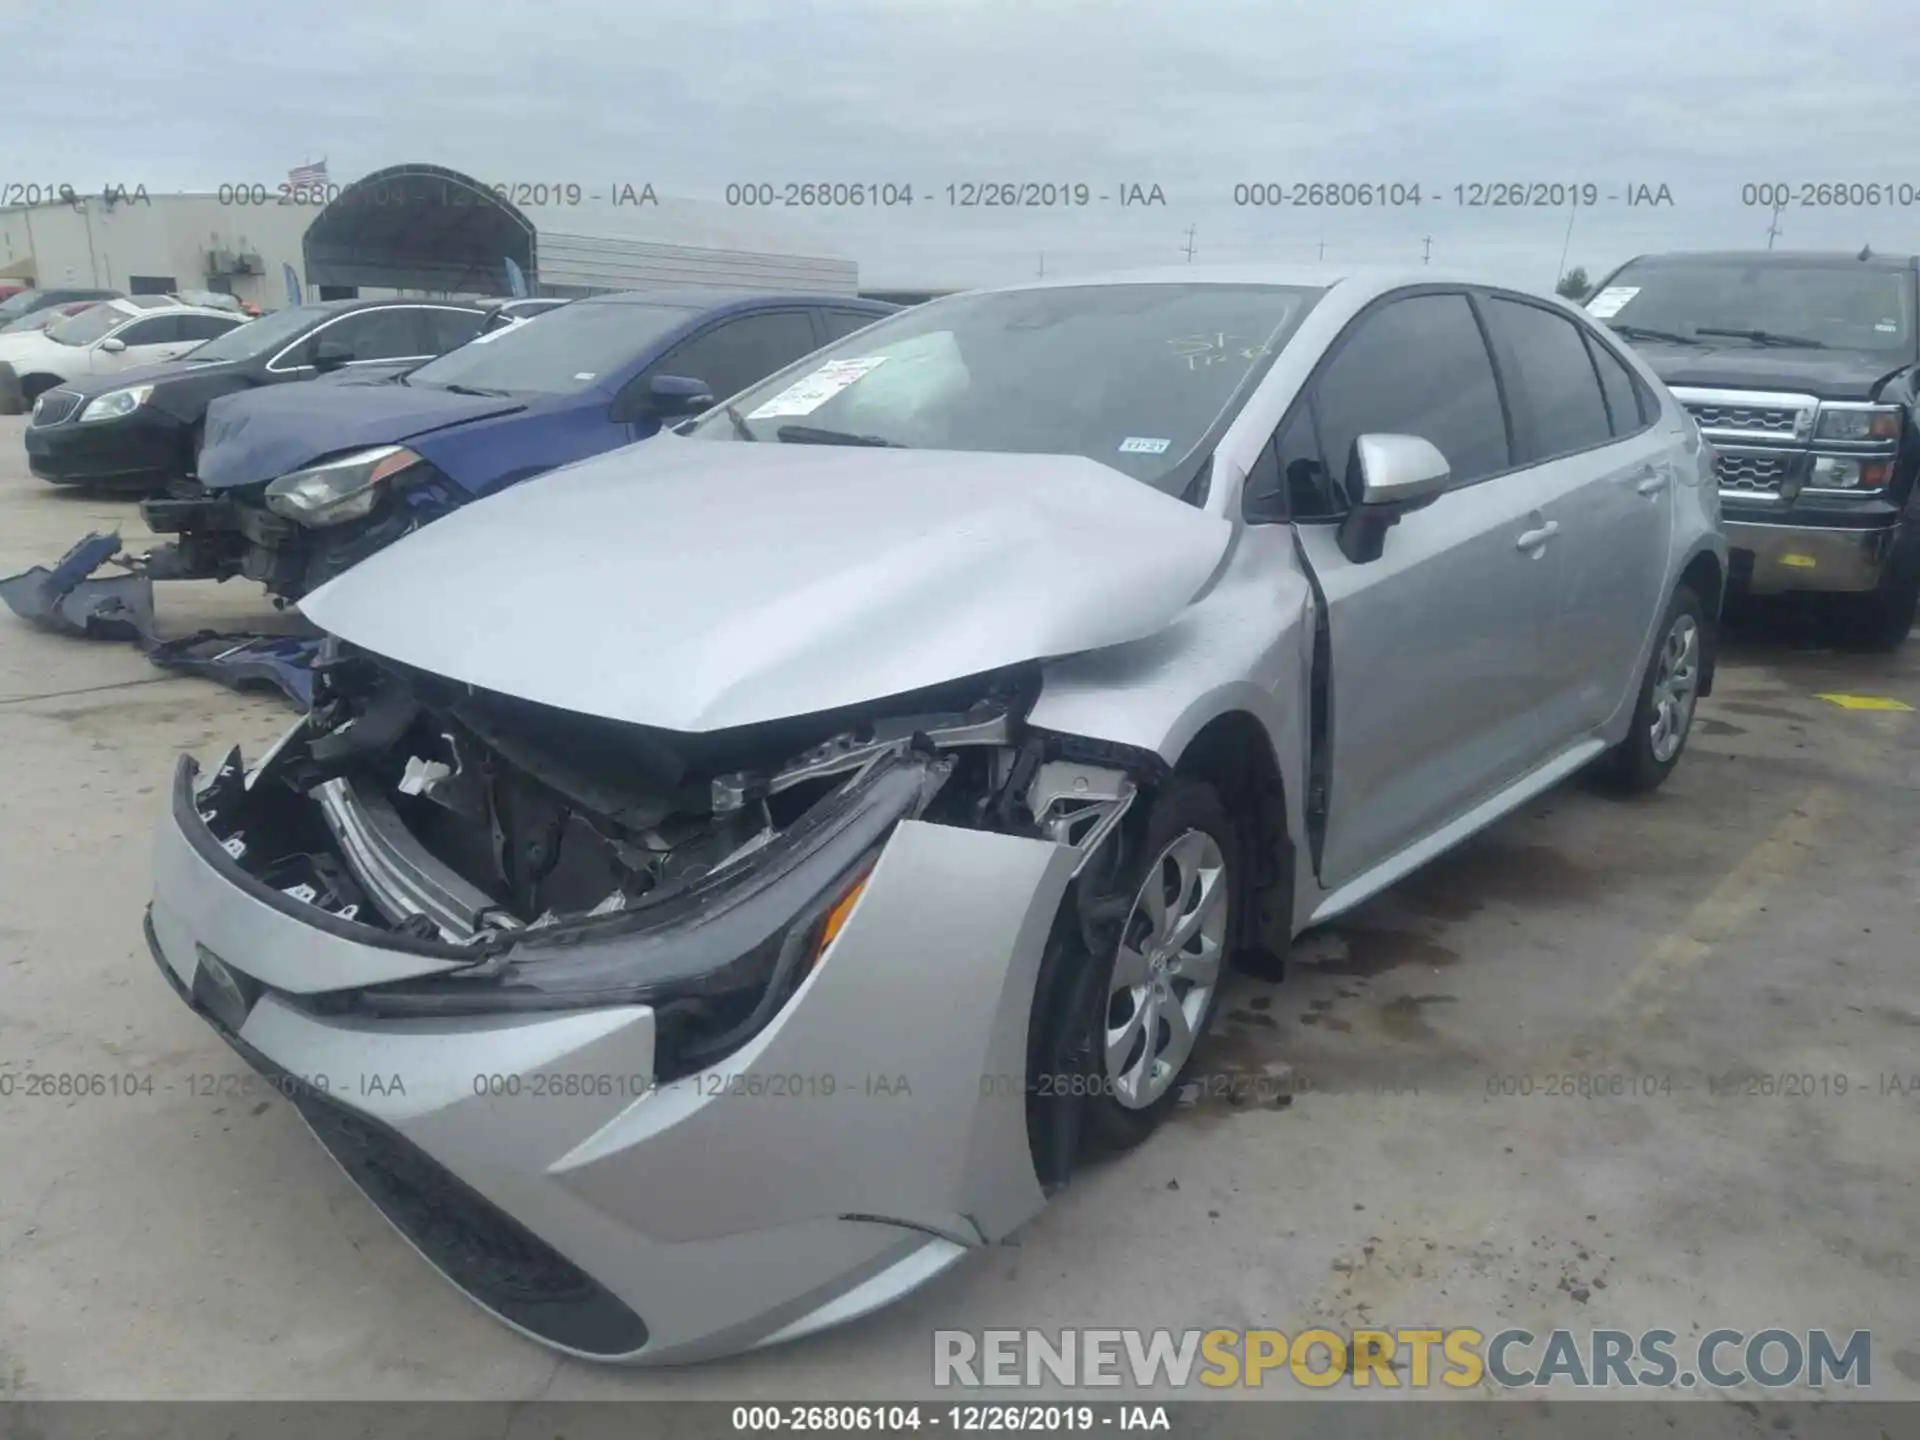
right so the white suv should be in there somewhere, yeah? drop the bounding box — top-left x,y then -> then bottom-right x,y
0,296 -> 249,406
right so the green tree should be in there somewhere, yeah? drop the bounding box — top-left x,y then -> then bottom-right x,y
1556,266 -> 1592,301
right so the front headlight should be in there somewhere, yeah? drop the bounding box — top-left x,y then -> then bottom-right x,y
264,445 -> 423,527
79,385 -> 153,423
1813,404 -> 1903,442
1808,455 -> 1893,490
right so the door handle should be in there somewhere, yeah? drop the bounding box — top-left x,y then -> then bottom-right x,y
1634,467 -> 1667,496
1515,520 -> 1560,551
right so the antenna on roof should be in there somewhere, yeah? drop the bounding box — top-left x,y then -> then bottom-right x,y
1858,244 -> 1874,261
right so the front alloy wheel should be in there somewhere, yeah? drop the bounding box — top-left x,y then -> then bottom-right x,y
1105,830 -> 1228,1109
1081,778 -> 1238,1153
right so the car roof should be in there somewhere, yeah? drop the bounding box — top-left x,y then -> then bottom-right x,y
576,289 -> 897,312
100,295 -> 248,319
1614,249 -> 1920,272
294,296 -> 490,314
973,262 -> 1531,297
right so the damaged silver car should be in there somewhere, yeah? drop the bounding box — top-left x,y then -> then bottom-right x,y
144,267 -> 1726,1364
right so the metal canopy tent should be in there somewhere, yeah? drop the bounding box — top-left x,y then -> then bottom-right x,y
302,163 -> 858,298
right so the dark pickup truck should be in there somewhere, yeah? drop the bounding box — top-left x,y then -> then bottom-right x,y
1586,249 -> 1920,648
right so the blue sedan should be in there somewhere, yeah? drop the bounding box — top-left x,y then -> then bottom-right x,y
138,290 -> 897,600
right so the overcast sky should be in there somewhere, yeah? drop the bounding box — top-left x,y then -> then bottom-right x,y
15,0 -> 1920,290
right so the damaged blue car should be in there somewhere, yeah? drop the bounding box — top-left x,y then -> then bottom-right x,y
136,290 -> 896,601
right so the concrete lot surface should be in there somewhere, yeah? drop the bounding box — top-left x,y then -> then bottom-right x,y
0,414 -> 1914,1408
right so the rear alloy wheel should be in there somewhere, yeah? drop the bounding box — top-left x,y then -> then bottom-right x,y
1595,584 -> 1704,794
1083,780 -> 1236,1153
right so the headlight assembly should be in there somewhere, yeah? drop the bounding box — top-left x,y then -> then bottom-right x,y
264,445 -> 424,528
1813,404 -> 1903,442
79,385 -> 153,423
349,753 -> 943,1078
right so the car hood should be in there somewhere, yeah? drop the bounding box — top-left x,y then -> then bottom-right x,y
0,331 -> 65,368
52,357 -> 239,398
299,437 -> 1233,733
1630,341 -> 1910,401
196,382 -> 531,490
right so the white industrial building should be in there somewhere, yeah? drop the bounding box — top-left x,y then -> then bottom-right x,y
0,191 -> 310,307
0,163 -> 860,307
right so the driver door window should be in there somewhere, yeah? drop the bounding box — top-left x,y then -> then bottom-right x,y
96,315 -> 180,371
647,310 -> 822,402
323,308 -> 431,364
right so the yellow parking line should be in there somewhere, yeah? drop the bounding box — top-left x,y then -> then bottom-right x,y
1600,788 -> 1840,1029
1814,693 -> 1915,712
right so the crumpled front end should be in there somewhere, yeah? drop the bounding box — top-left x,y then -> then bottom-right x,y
143,644 -> 1162,1362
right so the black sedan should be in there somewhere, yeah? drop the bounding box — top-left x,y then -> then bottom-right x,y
25,297 -> 491,491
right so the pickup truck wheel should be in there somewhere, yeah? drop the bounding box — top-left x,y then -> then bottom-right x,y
1830,541 -> 1920,652
1595,583 -> 1704,794
1077,779 -> 1237,1155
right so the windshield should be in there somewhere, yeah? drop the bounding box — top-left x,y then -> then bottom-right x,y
181,305 -> 327,363
1590,259 -> 1917,354
0,308 -> 68,335
406,300 -> 700,394
683,283 -> 1321,489
46,303 -> 133,347
0,291 -> 45,323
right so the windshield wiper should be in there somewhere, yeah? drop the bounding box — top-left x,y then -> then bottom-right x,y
1695,327 -> 1828,349
774,424 -> 905,447
1610,323 -> 1703,346
724,403 -> 757,441
437,383 -> 512,396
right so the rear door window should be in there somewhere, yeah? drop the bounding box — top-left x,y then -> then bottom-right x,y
1480,296 -> 1615,460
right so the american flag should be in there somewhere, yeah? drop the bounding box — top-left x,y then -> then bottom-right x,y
287,159 -> 329,187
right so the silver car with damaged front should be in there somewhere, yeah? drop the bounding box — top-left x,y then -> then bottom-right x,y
145,265 -> 1725,1363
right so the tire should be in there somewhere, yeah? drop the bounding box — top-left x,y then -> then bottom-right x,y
1830,537 -> 1920,652
1595,584 -> 1705,794
1071,778 -> 1239,1155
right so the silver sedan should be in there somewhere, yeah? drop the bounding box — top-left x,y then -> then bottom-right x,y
144,264 -> 1725,1364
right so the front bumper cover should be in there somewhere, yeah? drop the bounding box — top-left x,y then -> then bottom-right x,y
1725,517 -> 1901,595
27,409 -> 188,486
147,750 -> 1078,1363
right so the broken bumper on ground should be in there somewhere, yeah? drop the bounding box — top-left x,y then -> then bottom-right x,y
146,743 -> 1078,1363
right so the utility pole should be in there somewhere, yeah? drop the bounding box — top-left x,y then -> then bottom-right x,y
1555,195 -> 1580,289
1420,236 -> 1432,265
1766,201 -> 1785,249
1317,237 -> 1326,260
1181,225 -> 1197,263
1037,252 -> 1045,277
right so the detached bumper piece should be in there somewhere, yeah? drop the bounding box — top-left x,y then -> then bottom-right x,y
0,531 -> 153,642
0,528 -> 319,708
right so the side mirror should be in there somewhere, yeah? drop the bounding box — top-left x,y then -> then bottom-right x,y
97,336 -> 126,354
1336,433 -> 1450,564
311,339 -> 353,372
616,373 -> 714,423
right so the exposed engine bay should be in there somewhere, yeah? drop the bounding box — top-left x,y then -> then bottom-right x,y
195,639 -> 1156,951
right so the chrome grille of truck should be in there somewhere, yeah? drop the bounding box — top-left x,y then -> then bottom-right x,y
1713,453 -> 1791,493
1687,404 -> 1798,435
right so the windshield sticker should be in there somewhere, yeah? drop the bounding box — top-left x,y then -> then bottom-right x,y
1585,286 -> 1639,318
1168,333 -> 1271,371
1119,436 -> 1171,454
1876,321 -> 1898,332
573,372 -> 597,380
746,357 -> 890,418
